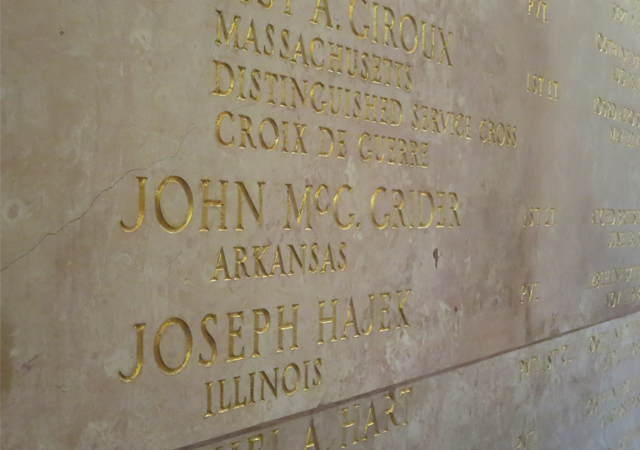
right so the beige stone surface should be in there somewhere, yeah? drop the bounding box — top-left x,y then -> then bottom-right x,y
1,0 -> 639,448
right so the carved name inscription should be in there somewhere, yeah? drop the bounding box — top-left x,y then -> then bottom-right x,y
3,0 -> 640,448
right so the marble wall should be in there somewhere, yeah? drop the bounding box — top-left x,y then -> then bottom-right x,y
1,0 -> 639,448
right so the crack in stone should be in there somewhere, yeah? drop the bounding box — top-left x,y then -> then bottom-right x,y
1,126 -> 197,273
162,250 -> 183,271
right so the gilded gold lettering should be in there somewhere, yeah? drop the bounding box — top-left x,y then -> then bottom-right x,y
277,305 -> 299,353
199,314 -> 218,366
252,309 -> 270,358
227,311 -> 245,362
318,300 -> 338,344
154,318 -> 193,375
200,180 -> 227,232
120,177 -> 147,233
118,323 -> 145,382
155,176 -> 194,233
